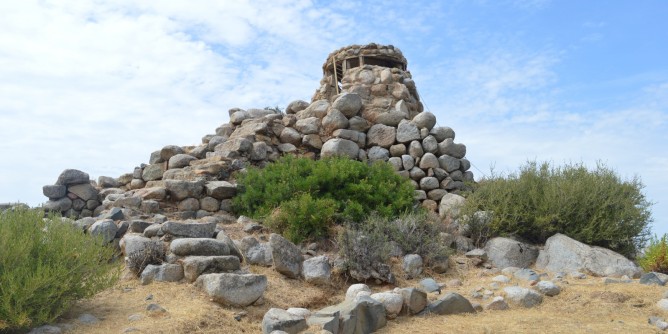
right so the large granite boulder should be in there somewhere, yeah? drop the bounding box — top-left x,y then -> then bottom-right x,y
485,237 -> 539,269
535,233 -> 641,278
425,292 -> 475,315
315,295 -> 387,333
262,308 -> 308,334
195,273 -> 267,306
269,233 -> 303,279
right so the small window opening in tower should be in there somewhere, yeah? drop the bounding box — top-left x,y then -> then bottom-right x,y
363,56 -> 403,70
346,57 -> 360,69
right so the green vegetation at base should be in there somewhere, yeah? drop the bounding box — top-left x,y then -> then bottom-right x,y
233,156 -> 416,243
0,208 -> 119,332
461,161 -> 652,257
339,212 -> 452,275
638,234 -> 668,274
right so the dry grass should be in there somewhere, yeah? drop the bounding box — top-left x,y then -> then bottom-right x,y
56,256 -> 667,334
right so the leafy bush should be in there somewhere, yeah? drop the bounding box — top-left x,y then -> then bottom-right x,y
638,234 -> 668,274
0,208 -> 119,331
233,156 -> 415,242
126,240 -> 165,277
265,193 -> 337,244
461,161 -> 652,256
339,212 -> 452,281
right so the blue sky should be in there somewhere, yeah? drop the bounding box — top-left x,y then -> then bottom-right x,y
1,0 -> 666,237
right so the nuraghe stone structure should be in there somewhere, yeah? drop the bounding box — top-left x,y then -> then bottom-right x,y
42,43 -> 473,219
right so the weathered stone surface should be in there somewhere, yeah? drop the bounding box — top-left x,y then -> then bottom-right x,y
427,189 -> 447,201
120,234 -> 155,255
279,127 -> 302,146
164,180 -> 204,201
388,156 -> 403,171
43,185 -> 66,199
348,115 -> 371,132
535,233 -> 641,278
302,255 -> 331,285
411,112 -> 436,130
426,292 -> 475,315
321,138 -> 359,159
322,109 -> 349,134
367,146 -> 390,162
344,284 -> 370,301
262,308 -> 308,334
438,155 -> 460,172
198,197 -> 219,212
438,193 -> 466,219
142,163 -> 165,182
402,254 -> 423,278
534,281 -> 561,296
316,295 -> 386,334
409,167 -> 426,181
90,219 -> 118,243
299,100 -> 329,119
485,237 -> 539,269
396,120 -> 420,143
140,263 -> 184,285
399,287 -> 428,315
270,234 -> 303,279
161,221 -> 215,238
205,181 -> 237,200
277,143 -> 297,153
301,134 -> 323,149
295,117 -> 320,135
177,198 -> 199,211
367,124 -> 396,148
215,138 -> 252,157
333,93 -> 363,118
43,197 -> 73,212
421,135 -> 438,154
514,268 -> 540,282
182,256 -> 241,282
370,292 -> 404,318
419,177 -> 439,191
419,152 -> 439,169
286,100 -> 309,114
375,111 -> 406,126
419,278 -> 441,294
503,286 -> 543,308
170,238 -> 229,256
56,169 -> 89,186
195,273 -> 267,306
168,154 -> 196,169
160,145 -> 184,161
430,126 -> 455,142
238,237 -> 273,266
438,138 -> 466,159
485,296 -> 509,311
639,272 -> 667,286
408,140 -> 424,158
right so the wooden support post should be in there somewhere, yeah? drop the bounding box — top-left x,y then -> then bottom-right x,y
332,59 -> 339,95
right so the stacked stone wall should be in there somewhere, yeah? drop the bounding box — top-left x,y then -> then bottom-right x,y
41,43 -> 473,220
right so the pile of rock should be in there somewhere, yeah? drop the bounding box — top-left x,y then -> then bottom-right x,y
41,43 -> 473,220
42,169 -> 100,218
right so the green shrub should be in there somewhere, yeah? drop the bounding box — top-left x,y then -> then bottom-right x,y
266,193 -> 337,243
233,156 -> 415,242
0,208 -> 119,331
339,212 -> 452,280
461,161 -> 652,256
638,234 -> 668,274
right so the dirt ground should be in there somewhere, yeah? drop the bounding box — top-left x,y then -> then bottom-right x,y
55,257 -> 668,334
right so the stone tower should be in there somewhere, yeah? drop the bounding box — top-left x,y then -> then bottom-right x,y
42,43 -> 473,219
312,43 -> 423,123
